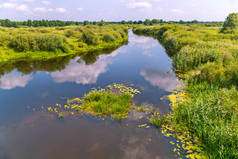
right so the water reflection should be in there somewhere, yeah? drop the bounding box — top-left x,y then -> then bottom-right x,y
0,47 -> 126,90
0,72 -> 33,90
0,56 -> 73,77
51,57 -> 108,84
141,67 -> 179,92
0,112 -> 175,159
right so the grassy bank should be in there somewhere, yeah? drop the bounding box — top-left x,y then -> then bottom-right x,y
133,24 -> 238,158
0,25 -> 129,63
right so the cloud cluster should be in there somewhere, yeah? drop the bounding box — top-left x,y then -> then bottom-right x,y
0,0 -> 75,15
121,0 -> 162,10
127,1 -> 152,9
0,72 -> 33,90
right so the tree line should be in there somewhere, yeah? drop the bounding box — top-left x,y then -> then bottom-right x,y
0,19 -> 223,28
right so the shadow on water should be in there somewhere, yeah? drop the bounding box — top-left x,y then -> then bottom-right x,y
0,31 -> 178,159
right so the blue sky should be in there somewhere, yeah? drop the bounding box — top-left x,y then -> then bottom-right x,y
0,0 -> 237,21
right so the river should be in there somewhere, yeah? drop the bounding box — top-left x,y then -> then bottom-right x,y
0,31 -> 178,159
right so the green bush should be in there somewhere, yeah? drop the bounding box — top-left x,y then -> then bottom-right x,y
221,13 -> 238,34
9,34 -> 68,52
103,33 -> 116,42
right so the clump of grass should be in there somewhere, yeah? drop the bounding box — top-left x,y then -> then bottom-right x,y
47,83 -> 141,119
169,85 -> 238,159
148,112 -> 167,128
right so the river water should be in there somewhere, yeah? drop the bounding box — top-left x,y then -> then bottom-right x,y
0,31 -> 178,159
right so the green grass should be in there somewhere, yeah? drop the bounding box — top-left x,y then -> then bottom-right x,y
0,25 -> 129,63
173,84 -> 238,158
47,84 -> 141,119
133,24 -> 238,158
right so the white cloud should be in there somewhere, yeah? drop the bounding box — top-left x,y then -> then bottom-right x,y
41,0 -> 50,5
16,4 -> 32,14
127,1 -> 152,9
171,9 -> 185,14
24,0 -> 35,2
0,2 -> 17,8
55,8 -> 67,13
77,7 -> 84,11
34,7 -> 47,12
0,73 -> 33,90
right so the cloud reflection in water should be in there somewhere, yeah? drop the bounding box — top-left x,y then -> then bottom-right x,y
141,67 -> 179,92
0,72 -> 33,90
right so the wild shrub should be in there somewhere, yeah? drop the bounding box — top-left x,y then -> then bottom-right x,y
221,13 -> 238,34
103,33 -> 116,42
82,31 -> 101,45
9,34 -> 68,52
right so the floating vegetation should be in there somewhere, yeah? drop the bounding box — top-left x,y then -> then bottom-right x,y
46,83 -> 142,119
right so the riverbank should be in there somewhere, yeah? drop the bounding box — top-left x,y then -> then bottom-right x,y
0,25 -> 129,63
133,25 -> 238,158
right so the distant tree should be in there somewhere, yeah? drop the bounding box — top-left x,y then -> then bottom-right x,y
168,21 -> 174,24
221,13 -> 238,34
151,19 -> 159,24
27,20 -> 32,27
120,20 -> 126,24
98,20 -> 106,26
179,20 -> 185,24
144,19 -> 152,25
83,20 -> 89,26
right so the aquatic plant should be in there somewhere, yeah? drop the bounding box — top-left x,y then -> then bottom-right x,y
46,83 -> 141,119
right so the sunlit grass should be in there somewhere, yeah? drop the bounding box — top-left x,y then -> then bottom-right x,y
0,25 -> 129,63
47,83 -> 141,119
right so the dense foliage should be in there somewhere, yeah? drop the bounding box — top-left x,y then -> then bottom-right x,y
133,22 -> 238,158
0,25 -> 128,62
221,13 -> 238,33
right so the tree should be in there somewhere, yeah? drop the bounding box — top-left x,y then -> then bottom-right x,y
221,13 -> 238,34
98,20 -> 106,26
144,19 -> 152,26
83,20 -> 89,26
27,20 -> 32,27
151,19 -> 159,24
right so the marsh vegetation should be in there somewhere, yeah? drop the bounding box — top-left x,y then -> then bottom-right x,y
0,25 -> 128,63
133,13 -> 238,159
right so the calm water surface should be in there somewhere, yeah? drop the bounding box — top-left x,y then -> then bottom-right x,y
0,31 -> 178,159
